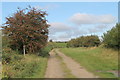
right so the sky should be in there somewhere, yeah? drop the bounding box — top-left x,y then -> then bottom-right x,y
1,2 -> 118,41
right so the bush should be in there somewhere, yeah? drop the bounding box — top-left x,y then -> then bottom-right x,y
2,47 -> 23,64
38,47 -> 50,57
13,61 -> 38,78
67,35 -> 101,48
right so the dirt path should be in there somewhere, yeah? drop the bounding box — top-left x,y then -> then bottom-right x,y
45,49 -> 64,78
45,49 -> 98,78
55,49 -> 98,78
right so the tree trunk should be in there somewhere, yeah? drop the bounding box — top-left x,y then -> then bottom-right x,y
23,45 -> 25,56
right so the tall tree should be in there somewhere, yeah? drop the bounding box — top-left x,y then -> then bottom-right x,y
2,6 -> 49,55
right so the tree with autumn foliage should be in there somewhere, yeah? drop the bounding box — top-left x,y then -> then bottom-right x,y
2,6 -> 49,55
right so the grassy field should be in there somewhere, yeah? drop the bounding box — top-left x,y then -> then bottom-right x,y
48,42 -> 67,48
60,47 -> 118,78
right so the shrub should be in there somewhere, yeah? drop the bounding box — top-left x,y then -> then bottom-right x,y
2,47 -> 23,64
38,47 -> 51,57
67,35 -> 101,48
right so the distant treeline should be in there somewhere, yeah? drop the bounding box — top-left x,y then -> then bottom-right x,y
67,35 -> 100,47
67,23 -> 120,49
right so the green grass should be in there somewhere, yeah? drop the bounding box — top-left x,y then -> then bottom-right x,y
60,47 -> 118,78
48,42 -> 67,48
53,42 -> 67,48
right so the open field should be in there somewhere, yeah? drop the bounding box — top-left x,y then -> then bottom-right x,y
60,47 -> 118,78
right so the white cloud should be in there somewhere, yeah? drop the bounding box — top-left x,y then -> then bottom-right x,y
69,13 -> 116,25
49,22 -> 72,41
48,13 -> 116,41
87,24 -> 115,34
88,25 -> 106,33
49,32 -> 71,41
49,22 -> 89,41
49,22 -> 72,35
48,22 -> 116,41
96,24 -> 107,29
